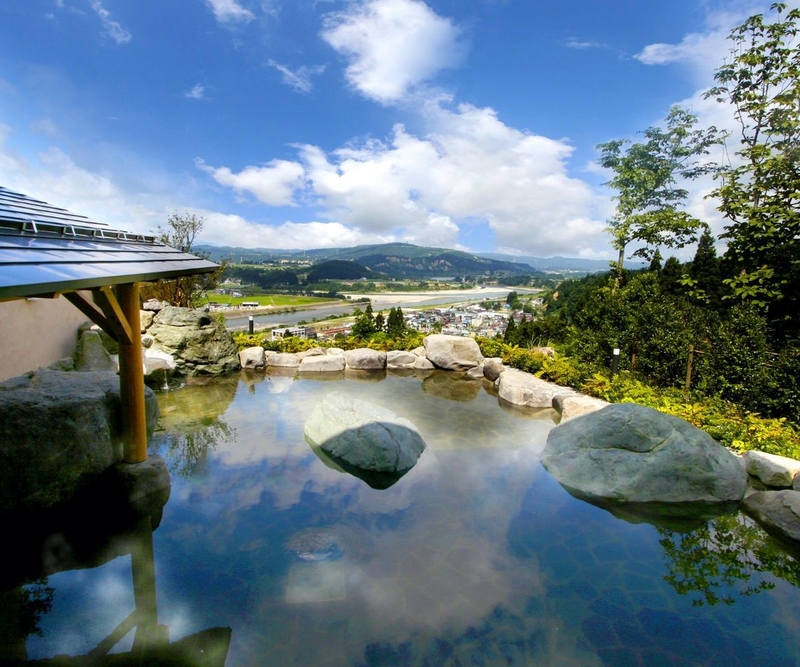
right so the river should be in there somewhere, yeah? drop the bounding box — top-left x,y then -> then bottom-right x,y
225,287 -> 539,329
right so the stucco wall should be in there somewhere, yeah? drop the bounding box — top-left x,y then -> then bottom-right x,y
0,295 -> 89,382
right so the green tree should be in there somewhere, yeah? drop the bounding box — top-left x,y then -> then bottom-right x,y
374,310 -> 385,332
686,227 -> 724,306
503,315 -> 517,343
706,2 -> 800,321
598,106 -> 721,274
386,307 -> 406,338
648,249 -> 663,272
143,212 -> 224,307
351,305 -> 377,339
659,256 -> 685,296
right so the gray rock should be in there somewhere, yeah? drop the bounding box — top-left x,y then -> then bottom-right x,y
343,348 -> 387,370
299,355 -> 346,372
268,352 -> 300,367
304,392 -> 426,474
743,490 -> 800,543
743,450 -> 800,488
140,310 -> 155,331
497,368 -> 564,408
297,347 -> 326,359
0,370 -> 159,511
143,347 -> 176,378
541,403 -> 748,506
423,334 -> 484,370
148,307 -> 240,376
327,347 -> 345,356
557,393 -> 609,421
466,365 -> 485,380
413,356 -> 435,370
104,454 -> 171,508
531,346 -> 556,359
387,350 -> 418,368
239,346 -> 266,370
483,358 -> 505,382
74,330 -> 117,373
142,299 -> 167,311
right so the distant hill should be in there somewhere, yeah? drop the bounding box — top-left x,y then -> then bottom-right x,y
478,252 -> 644,273
315,243 -> 539,277
197,243 -> 541,278
305,259 -> 373,282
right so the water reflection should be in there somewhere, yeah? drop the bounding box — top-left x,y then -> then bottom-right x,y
421,371 -> 482,402
0,465 -> 231,665
155,375 -> 237,478
659,512 -> 800,607
16,373 -> 800,665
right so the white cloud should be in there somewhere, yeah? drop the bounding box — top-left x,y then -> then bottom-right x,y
205,0 -> 255,23
566,39 -> 607,50
320,0 -> 466,104
197,158 -> 306,206
267,61 -> 326,94
89,0 -> 132,45
200,100 -> 608,256
632,2 -> 795,84
196,211 -> 395,248
184,84 -> 208,100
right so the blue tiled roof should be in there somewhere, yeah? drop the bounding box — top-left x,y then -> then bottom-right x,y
0,186 -> 218,300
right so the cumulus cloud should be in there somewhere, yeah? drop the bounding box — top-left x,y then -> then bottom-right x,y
320,0 -> 466,104
633,2 -> 789,84
200,101 -> 607,256
267,61 -> 326,94
89,0 -> 132,44
197,158 -> 306,206
196,211 -> 395,248
206,0 -> 255,23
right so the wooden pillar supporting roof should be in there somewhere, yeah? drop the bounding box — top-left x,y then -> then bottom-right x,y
65,283 -> 147,463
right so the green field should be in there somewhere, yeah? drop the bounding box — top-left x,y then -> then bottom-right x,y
203,293 -> 339,308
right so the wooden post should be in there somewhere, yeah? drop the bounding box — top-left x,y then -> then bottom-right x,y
116,283 -> 147,463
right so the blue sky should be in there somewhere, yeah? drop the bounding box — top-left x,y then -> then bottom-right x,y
0,0 -> 789,258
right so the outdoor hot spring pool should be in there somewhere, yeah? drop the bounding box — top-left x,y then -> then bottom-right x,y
18,371 -> 800,665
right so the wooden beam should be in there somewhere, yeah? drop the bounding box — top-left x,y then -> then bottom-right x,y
115,283 -> 148,463
63,291 -> 118,341
93,286 -> 133,345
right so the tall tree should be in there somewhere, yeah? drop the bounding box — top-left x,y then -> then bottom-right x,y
142,212 -> 224,307
687,227 -> 724,306
598,106 -> 721,274
386,307 -> 406,338
649,249 -> 663,273
705,2 -> 800,321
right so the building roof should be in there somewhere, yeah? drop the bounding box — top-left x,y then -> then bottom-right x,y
0,186 -> 218,301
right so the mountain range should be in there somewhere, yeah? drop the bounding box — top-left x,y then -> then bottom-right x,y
197,242 -> 619,277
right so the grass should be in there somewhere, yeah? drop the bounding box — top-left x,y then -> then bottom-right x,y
201,293 -> 339,308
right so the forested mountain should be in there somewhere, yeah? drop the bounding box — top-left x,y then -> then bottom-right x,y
198,242 -> 542,278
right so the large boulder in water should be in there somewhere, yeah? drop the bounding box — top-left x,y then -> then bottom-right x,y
541,403 -> 747,507
743,490 -> 800,543
304,392 -> 426,479
343,348 -> 386,370
423,334 -> 483,371
497,368 -> 566,408
147,306 -> 240,376
0,370 -> 159,511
